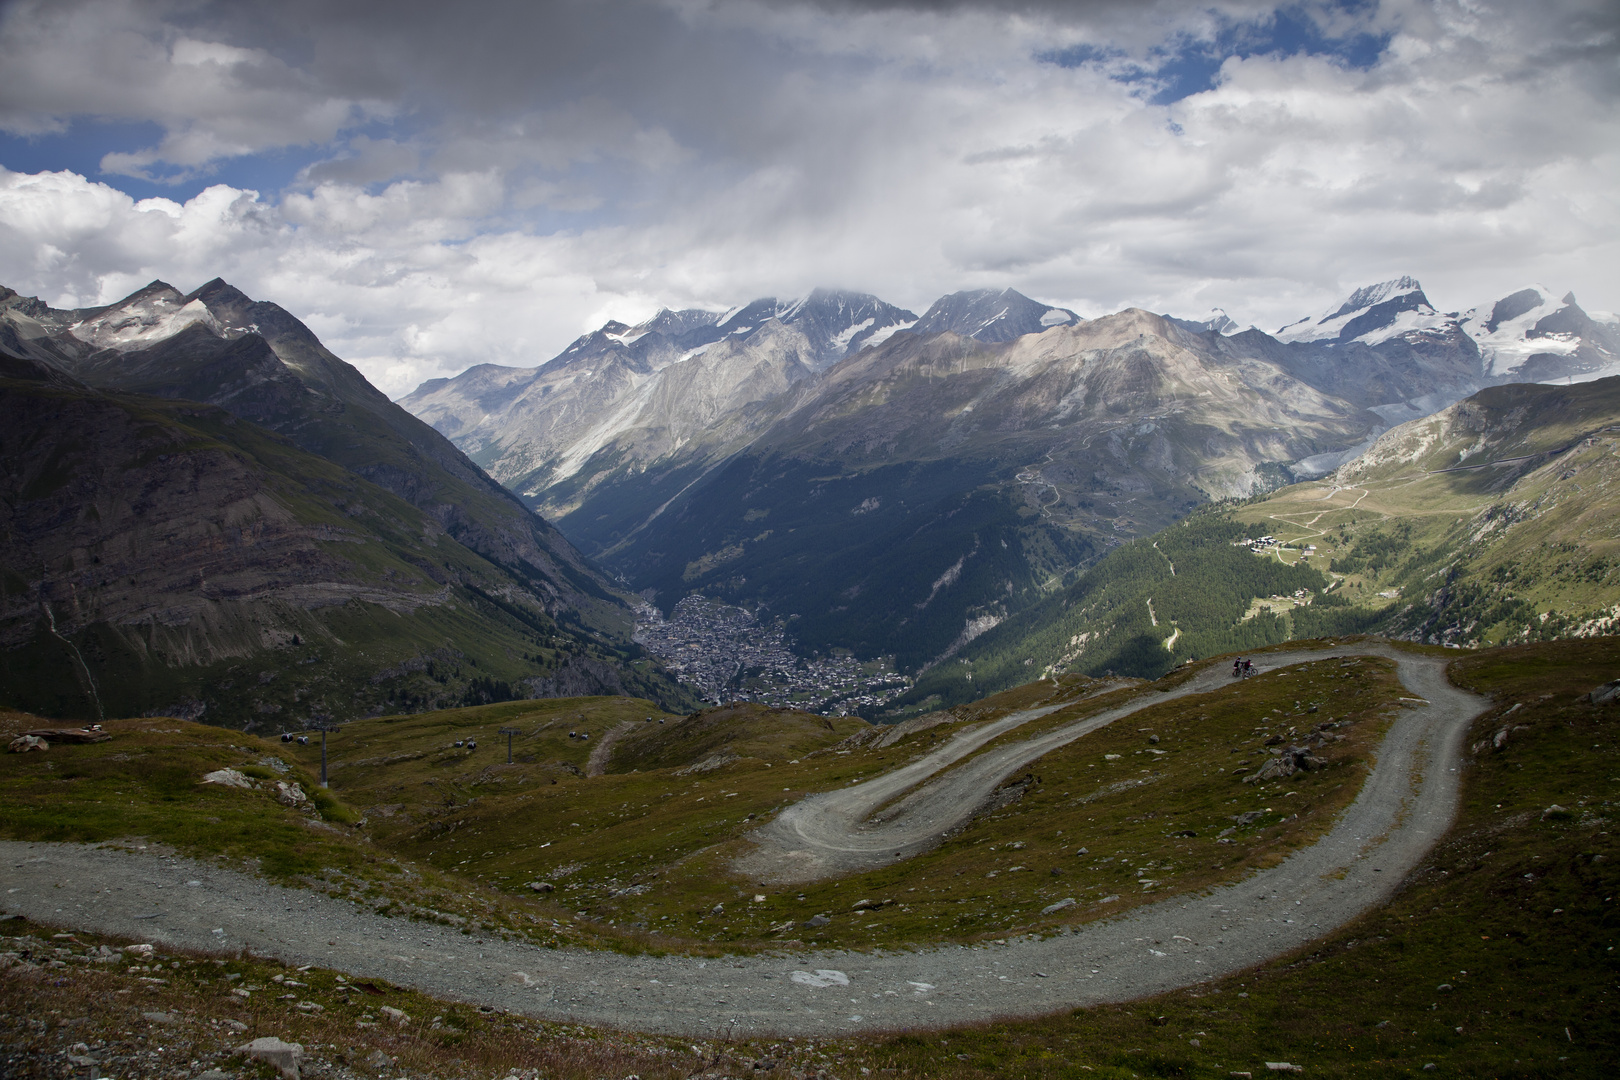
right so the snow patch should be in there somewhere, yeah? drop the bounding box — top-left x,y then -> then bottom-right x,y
71,296 -> 221,350
860,319 -> 916,350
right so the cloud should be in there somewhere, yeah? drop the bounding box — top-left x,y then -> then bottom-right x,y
0,0 -> 1615,397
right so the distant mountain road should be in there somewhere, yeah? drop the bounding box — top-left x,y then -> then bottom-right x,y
0,644 -> 1487,1037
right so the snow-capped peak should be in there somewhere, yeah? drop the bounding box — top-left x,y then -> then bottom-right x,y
1458,284 -> 1615,379
1275,276 -> 1439,345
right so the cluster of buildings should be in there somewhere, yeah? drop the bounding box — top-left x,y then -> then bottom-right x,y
633,595 -> 912,715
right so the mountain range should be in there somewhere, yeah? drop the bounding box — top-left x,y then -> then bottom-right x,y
0,281 -> 697,726
5,269 -> 1613,725
400,276 -> 1617,686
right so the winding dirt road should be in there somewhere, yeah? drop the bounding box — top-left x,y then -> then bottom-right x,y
1,644 -> 1486,1037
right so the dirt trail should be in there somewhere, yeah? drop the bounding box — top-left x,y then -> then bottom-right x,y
587,721 -> 638,777
0,644 -> 1486,1038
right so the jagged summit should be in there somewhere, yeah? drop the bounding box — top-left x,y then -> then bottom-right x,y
1275,276 -> 1441,345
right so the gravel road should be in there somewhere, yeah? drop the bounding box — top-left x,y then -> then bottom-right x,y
0,644 -> 1485,1037
739,658 -> 1279,883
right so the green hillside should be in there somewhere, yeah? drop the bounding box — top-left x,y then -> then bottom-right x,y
895,376 -> 1620,711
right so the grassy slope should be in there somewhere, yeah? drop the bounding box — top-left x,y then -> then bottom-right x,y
3,639 -> 1614,1078
1237,387 -> 1620,648
892,513 -> 1326,713
257,647 -> 1411,954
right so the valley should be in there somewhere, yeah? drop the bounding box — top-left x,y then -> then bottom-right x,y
401,277 -> 1619,702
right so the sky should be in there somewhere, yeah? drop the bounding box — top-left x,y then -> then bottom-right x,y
0,0 -> 1615,398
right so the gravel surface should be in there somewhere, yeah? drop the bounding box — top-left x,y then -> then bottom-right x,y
1,645 -> 1484,1038
739,658 -> 1291,883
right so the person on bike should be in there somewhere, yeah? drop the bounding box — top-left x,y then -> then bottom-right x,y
1242,658 -> 1254,676
1233,658 -> 1243,677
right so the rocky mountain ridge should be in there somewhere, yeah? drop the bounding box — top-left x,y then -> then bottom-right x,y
0,281 -> 697,724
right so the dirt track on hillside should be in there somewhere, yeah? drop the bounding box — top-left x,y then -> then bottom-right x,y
1,644 -> 1486,1037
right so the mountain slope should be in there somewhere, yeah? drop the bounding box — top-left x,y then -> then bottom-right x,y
903,374 -> 1620,710
904,287 -> 1079,342
0,281 -> 699,723
1,280 -> 620,628
0,369 -> 694,724
540,308 -> 1379,677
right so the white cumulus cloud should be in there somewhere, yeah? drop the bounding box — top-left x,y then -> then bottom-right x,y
0,0 -> 1614,397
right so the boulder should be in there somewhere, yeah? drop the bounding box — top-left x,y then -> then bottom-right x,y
238,1036 -> 304,1079
1587,679 -> 1620,705
274,781 -> 310,807
1040,898 -> 1076,915
8,735 -> 48,753
802,914 -> 831,929
201,768 -> 254,789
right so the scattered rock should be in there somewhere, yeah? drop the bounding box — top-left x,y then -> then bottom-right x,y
1233,811 -> 1265,826
1075,847 -> 1089,855
124,943 -> 155,959
20,726 -> 108,744
1586,679 -> 1620,705
527,881 -> 554,893
1541,804 -> 1573,821
275,781 -> 310,807
802,914 -> 831,929
238,1036 -> 304,1080
378,1006 -> 409,1024
363,1050 -> 393,1071
1263,1064 -> 1303,1074
7,735 -> 48,753
222,1019 -> 249,1033
201,768 -> 254,789
141,1011 -> 176,1024
789,968 -> 848,987
193,1070 -> 232,1080
1437,983 -> 1453,992
1041,898 -> 1076,915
